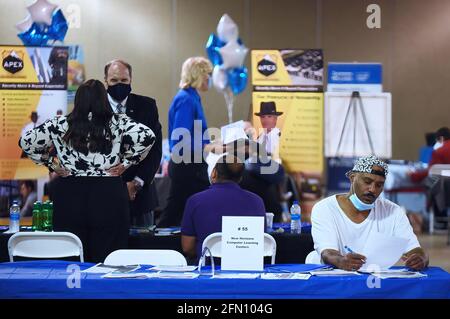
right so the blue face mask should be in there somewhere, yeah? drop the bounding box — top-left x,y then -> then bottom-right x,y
349,193 -> 375,211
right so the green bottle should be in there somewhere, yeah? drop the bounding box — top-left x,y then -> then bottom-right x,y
42,201 -> 53,232
32,201 -> 42,231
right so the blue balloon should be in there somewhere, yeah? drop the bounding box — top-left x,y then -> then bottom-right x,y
17,9 -> 68,46
227,67 -> 248,95
18,23 -> 50,46
48,9 -> 68,42
206,33 -> 225,66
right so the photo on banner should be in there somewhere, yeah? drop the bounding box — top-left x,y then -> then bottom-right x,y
251,49 -> 323,92
251,92 -> 324,173
0,45 -> 68,181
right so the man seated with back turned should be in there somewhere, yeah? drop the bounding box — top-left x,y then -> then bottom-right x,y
181,153 -> 266,262
311,155 -> 429,271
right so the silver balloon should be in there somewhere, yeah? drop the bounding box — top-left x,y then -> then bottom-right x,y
219,39 -> 248,69
216,14 -> 239,43
27,0 -> 57,26
16,15 -> 33,33
212,65 -> 228,92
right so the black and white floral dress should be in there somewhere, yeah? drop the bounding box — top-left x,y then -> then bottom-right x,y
19,114 -> 155,176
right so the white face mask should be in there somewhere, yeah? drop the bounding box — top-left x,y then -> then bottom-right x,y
433,141 -> 443,150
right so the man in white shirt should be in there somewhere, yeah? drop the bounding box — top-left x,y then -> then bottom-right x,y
311,155 -> 429,271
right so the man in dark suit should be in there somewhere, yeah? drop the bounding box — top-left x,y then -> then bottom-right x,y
105,59 -> 162,227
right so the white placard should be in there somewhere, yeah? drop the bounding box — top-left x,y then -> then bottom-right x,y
221,216 -> 265,271
324,92 -> 392,158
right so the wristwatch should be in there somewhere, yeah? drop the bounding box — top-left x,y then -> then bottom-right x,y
133,179 -> 143,192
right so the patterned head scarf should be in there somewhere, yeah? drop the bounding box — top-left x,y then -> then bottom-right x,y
345,155 -> 388,178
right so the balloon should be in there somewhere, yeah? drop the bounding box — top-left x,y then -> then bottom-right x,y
48,9 -> 68,41
18,23 -> 50,46
212,65 -> 228,92
219,39 -> 248,69
205,33 -> 225,66
227,67 -> 248,95
16,15 -> 33,33
216,14 -> 239,42
27,0 -> 57,26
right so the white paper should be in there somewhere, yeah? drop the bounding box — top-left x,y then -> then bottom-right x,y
212,273 -> 260,279
102,272 -> 151,279
148,265 -> 197,272
309,269 -> 360,276
261,273 -> 311,280
221,120 -> 247,144
153,272 -> 199,279
359,232 -> 409,271
221,216 -> 265,271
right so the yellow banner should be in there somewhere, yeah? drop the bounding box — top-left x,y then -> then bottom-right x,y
0,45 -> 68,180
252,92 -> 324,173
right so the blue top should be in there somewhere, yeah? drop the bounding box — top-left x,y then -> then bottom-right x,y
168,87 -> 209,154
181,182 -> 266,258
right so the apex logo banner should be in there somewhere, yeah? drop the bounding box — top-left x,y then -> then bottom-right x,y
2,50 -> 24,74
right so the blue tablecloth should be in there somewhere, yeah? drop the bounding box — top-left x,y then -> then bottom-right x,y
0,261 -> 449,299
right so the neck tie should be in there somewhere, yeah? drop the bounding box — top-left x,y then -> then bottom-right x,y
117,103 -> 124,114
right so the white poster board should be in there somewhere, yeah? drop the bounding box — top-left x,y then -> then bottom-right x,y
324,92 -> 391,158
221,216 -> 264,271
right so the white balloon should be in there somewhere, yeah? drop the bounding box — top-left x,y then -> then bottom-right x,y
219,40 -> 248,69
216,14 -> 239,42
16,15 -> 33,33
212,65 -> 228,92
27,0 -> 57,26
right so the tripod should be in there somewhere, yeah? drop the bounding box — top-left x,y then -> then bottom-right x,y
335,91 -> 375,156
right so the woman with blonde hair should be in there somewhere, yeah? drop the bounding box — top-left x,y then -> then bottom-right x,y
158,57 -> 213,227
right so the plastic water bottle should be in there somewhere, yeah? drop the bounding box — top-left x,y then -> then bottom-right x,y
290,200 -> 301,234
9,201 -> 21,233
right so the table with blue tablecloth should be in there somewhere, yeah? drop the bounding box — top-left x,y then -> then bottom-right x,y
0,224 -> 314,264
0,261 -> 449,299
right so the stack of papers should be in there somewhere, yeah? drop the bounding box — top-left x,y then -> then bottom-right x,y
102,272 -> 151,279
155,227 -> 181,236
82,263 -> 140,274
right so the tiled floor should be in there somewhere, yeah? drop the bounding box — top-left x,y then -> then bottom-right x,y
418,233 -> 450,271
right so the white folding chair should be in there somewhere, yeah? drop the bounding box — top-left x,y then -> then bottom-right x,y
201,232 -> 277,265
104,249 -> 187,266
305,250 -> 322,264
8,232 -> 84,262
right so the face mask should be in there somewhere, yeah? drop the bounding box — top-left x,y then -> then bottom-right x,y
433,141 -> 443,150
107,83 -> 131,101
349,193 -> 375,211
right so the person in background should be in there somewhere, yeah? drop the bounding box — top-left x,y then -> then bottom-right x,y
418,132 -> 436,165
409,127 -> 450,183
158,56 -> 218,227
19,79 -> 156,262
19,180 -> 37,217
181,154 -> 266,261
104,59 -> 162,227
311,155 -> 428,271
